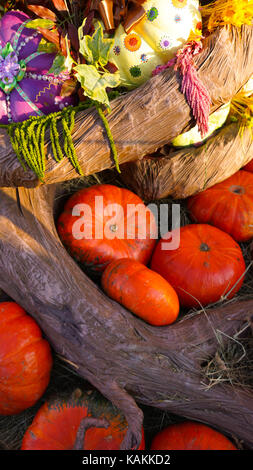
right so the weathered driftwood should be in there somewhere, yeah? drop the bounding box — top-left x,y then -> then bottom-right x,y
120,123 -> 253,201
0,184 -> 253,449
0,24 -> 252,188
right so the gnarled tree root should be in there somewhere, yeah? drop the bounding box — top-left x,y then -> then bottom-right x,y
0,185 -> 253,449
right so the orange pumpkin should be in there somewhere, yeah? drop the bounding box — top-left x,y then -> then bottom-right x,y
243,159 -> 253,173
150,421 -> 237,450
0,302 -> 52,415
21,390 -> 145,450
187,170 -> 253,242
102,258 -> 180,326
150,224 -> 245,308
57,184 -> 157,273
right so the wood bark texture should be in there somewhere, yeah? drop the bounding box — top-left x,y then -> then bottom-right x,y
0,25 -> 252,188
119,123 -> 253,201
0,185 -> 252,449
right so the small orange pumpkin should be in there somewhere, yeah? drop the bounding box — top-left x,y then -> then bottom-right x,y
150,421 -> 237,450
150,224 -> 245,308
21,389 -> 145,450
101,258 -> 180,326
57,184 -> 157,273
0,302 -> 53,415
187,170 -> 253,242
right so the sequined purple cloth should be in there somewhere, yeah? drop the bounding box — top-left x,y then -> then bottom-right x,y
0,11 -> 76,124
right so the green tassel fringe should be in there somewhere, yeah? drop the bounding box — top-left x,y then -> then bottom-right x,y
96,104 -> 121,174
0,100 -> 120,182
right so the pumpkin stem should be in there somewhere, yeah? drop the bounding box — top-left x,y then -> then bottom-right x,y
110,224 -> 118,232
72,417 -> 109,450
229,185 -> 245,195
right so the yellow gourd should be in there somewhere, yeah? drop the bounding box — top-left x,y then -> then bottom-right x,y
109,0 -> 202,88
171,102 -> 231,147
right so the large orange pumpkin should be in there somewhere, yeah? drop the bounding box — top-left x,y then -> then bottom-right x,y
150,224 -> 245,308
187,170 -> 253,242
21,389 -> 145,450
57,184 -> 157,273
102,258 -> 179,326
0,302 -> 53,415
150,421 -> 237,450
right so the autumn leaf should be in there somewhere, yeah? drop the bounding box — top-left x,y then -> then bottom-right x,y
26,5 -> 57,22
51,0 -> 68,11
25,18 -> 55,30
60,78 -> 77,97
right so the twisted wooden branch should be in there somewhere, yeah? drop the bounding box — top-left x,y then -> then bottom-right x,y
120,123 -> 253,200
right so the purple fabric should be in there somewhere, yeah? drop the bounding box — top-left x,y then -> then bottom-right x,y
0,11 -> 41,61
0,11 -> 77,124
11,79 -> 72,122
26,53 -> 56,74
0,90 -> 8,124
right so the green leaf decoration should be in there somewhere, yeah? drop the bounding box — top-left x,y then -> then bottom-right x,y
75,19 -> 121,173
1,42 -> 15,59
64,35 -> 75,72
48,54 -> 66,76
78,18 -> 94,64
74,64 -> 120,107
25,18 -> 55,30
78,20 -> 114,68
87,23 -> 114,67
75,20 -> 120,107
38,38 -> 58,54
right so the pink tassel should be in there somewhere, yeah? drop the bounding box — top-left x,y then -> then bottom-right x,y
152,42 -> 211,138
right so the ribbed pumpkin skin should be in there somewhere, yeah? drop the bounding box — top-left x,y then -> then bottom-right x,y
57,184 -> 157,273
187,171 -> 253,242
21,391 -> 145,450
150,224 -> 245,308
150,421 -> 237,450
102,258 -> 180,326
0,302 -> 52,415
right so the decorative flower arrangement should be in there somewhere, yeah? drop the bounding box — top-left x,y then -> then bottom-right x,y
0,0 -> 203,118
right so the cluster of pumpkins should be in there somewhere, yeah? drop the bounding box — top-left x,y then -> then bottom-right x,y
0,300 -> 237,450
1,158 -> 253,450
57,164 -> 253,326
